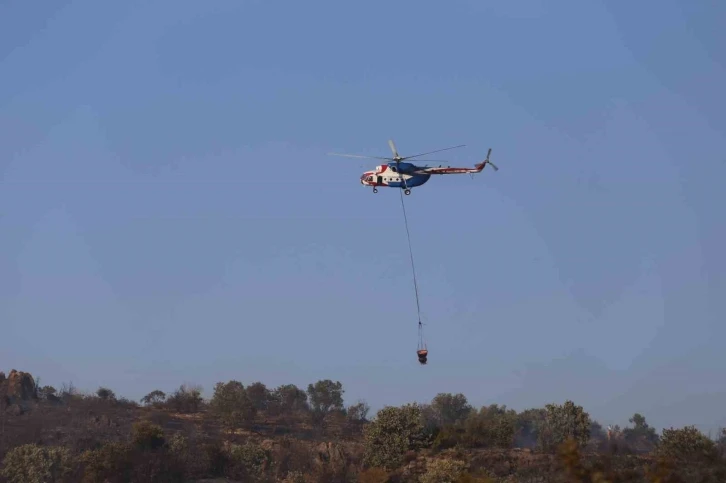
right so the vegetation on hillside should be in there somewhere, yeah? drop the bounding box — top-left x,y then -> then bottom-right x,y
2,371 -> 726,482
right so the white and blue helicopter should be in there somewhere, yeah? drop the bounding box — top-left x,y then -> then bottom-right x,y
329,139 -> 498,195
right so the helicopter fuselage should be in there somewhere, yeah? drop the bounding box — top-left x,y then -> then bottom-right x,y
360,164 -> 431,193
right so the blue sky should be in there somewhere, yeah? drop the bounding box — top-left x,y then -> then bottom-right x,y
1,0 -> 725,434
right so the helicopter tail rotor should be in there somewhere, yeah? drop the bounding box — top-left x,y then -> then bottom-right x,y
484,148 -> 498,171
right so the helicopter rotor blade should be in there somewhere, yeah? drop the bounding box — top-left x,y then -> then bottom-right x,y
327,152 -> 392,161
388,139 -> 400,159
485,148 -> 498,171
402,144 -> 466,160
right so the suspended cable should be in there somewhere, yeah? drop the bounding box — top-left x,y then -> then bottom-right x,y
399,188 -> 428,364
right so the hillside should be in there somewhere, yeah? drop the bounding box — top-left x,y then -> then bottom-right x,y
1,369 -> 725,482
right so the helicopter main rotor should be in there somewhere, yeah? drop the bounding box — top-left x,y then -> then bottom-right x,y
328,139 -> 466,166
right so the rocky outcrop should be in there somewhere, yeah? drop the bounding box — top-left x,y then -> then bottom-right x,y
0,369 -> 38,414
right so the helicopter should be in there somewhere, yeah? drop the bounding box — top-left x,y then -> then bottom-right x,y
328,139 -> 498,195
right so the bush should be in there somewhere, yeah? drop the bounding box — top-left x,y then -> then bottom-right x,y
537,400 -> 591,451
96,387 -> 116,401
363,404 -> 430,470
224,441 -> 270,482
656,425 -> 719,463
420,457 -> 467,483
131,420 -> 166,450
210,381 -> 256,431
270,436 -> 314,479
80,442 -> 134,483
0,444 -> 76,483
165,384 -> 203,413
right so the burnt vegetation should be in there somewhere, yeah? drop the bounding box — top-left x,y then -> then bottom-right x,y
1,369 -> 726,482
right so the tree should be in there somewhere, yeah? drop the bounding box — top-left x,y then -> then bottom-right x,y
270,384 -> 309,415
654,426 -> 726,481
346,400 -> 371,422
656,426 -> 719,463
537,400 -> 591,451
363,403 -> 430,470
622,413 -> 659,451
246,382 -> 270,412
306,380 -> 344,420
37,385 -> 57,401
96,387 -> 116,401
166,384 -> 203,413
140,390 -> 166,407
430,393 -> 472,427
462,404 -> 518,449
515,408 -> 546,448
210,381 -> 256,430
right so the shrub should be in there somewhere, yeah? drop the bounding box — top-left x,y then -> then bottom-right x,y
0,444 -> 75,483
166,384 -> 203,413
96,387 -> 116,401
210,381 -> 256,431
225,441 -> 270,481
537,400 -> 591,451
131,420 -> 166,450
420,457 -> 467,483
363,404 -> 430,470
80,442 -> 134,483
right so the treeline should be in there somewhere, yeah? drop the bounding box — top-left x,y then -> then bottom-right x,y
2,376 -> 726,482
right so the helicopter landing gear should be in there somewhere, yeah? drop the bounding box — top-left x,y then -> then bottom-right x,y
373,187 -> 378,193
404,189 -> 411,195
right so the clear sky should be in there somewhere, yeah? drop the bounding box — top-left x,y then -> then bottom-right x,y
1,0 -> 725,434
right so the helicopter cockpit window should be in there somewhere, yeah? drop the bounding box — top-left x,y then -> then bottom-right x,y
391,166 -> 397,172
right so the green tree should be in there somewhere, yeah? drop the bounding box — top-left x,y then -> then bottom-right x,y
307,379 -> 344,419
430,393 -> 473,427
140,390 -> 167,407
537,400 -> 591,451
656,425 -> 720,462
363,403 -> 430,470
210,380 -> 256,430
1,444 -> 75,483
270,384 -> 309,414
37,385 -> 57,401
622,413 -> 659,450
464,404 -> 518,449
166,384 -> 203,413
654,426 -> 726,481
347,400 -> 371,422
515,408 -> 546,448
96,386 -> 116,401
246,381 -> 270,412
